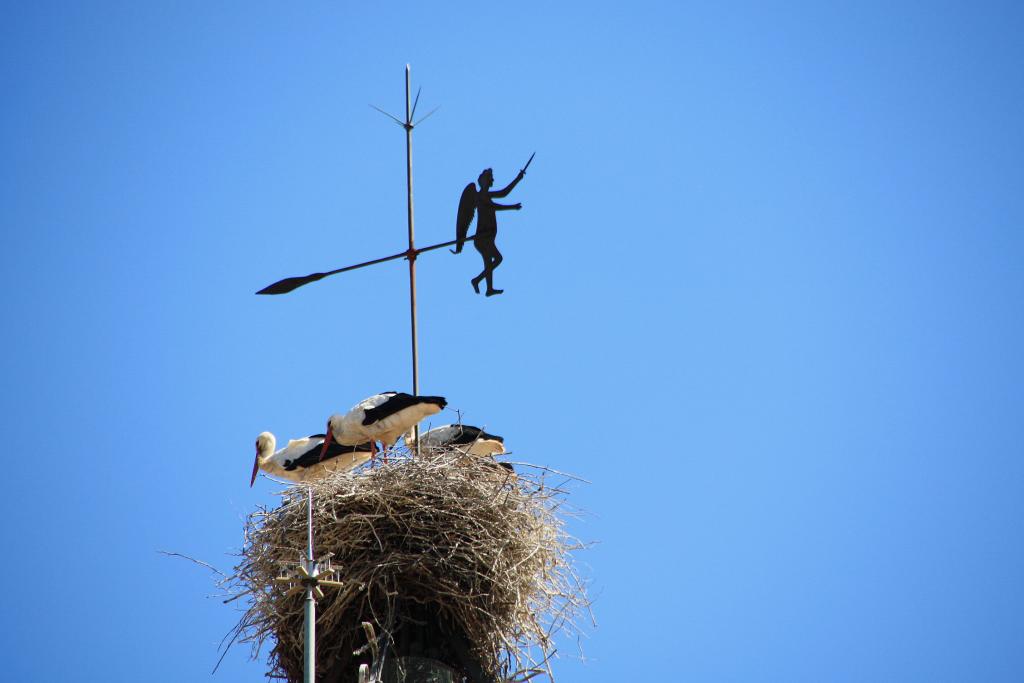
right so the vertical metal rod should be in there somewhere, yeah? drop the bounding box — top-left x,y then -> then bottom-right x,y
404,64 -> 422,456
304,486 -> 315,683
307,486 -> 314,562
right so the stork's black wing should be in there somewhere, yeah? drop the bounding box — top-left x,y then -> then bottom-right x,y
285,438 -> 374,471
448,425 -> 504,446
362,393 -> 448,426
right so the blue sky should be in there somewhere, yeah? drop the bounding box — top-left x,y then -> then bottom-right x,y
2,2 -> 1023,681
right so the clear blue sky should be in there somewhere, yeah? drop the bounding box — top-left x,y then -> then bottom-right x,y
2,2 -> 1023,681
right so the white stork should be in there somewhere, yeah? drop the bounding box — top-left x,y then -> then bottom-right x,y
405,424 -> 505,457
250,431 -> 374,486
321,392 -> 448,463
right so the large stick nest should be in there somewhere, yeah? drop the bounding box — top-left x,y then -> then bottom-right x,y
224,449 -> 590,682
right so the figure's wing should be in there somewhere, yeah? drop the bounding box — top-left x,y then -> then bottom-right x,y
453,183 -> 476,254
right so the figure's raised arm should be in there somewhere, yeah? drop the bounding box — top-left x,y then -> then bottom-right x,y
489,169 -> 524,198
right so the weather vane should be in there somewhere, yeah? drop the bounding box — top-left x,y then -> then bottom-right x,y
453,153 -> 533,297
256,65 -> 532,399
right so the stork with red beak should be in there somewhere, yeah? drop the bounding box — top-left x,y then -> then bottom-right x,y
321,392 -> 448,464
251,431 -> 374,486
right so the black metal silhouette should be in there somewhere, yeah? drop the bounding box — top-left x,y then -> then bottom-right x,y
453,153 -> 533,296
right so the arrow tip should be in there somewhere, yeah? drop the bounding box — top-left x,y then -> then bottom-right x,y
256,274 -> 323,295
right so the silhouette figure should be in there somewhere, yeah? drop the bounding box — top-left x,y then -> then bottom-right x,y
452,155 -> 532,296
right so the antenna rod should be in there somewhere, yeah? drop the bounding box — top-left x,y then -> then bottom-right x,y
304,486 -> 316,683
405,65 -> 419,400
405,65 -> 422,456
307,485 -> 314,564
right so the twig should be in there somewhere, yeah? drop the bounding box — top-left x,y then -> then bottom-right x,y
158,550 -> 226,577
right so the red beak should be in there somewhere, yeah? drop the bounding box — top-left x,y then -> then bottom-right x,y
319,431 -> 335,462
250,450 -> 260,487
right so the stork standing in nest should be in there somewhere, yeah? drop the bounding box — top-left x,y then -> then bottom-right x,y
321,392 -> 448,464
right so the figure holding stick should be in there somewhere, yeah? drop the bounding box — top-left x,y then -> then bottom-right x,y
452,153 -> 533,296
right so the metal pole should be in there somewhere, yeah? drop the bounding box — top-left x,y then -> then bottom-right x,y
306,486 -> 315,564
404,65 -> 421,455
304,486 -> 315,683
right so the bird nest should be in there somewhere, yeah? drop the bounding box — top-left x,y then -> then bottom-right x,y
224,449 -> 590,682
